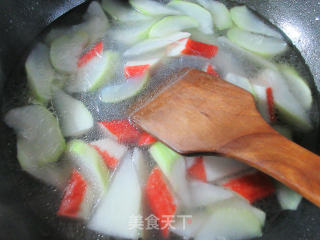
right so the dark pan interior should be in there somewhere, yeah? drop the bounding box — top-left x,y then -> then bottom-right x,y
0,0 -> 319,239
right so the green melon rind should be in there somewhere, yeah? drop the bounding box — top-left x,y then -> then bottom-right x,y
168,0 -> 213,34
25,43 -> 56,103
279,64 -> 312,110
149,141 -> 181,177
110,20 -> 158,45
100,71 -> 150,103
66,50 -> 119,93
227,27 -> 287,57
230,5 -> 282,39
276,103 -> 313,132
5,105 -> 66,168
90,51 -> 120,92
50,31 -> 89,74
149,15 -> 199,38
195,198 -> 265,240
102,0 -> 152,22
225,73 -> 256,98
130,0 -> 180,16
196,0 -> 232,30
67,139 -> 109,192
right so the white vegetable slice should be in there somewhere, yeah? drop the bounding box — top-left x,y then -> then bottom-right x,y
196,0 -> 232,30
188,29 -> 216,45
89,153 -> 141,239
52,89 -> 94,137
149,15 -> 199,38
66,140 -> 109,199
84,1 -> 108,22
47,3 -> 108,48
211,37 -> 278,79
45,28 -> 69,46
252,85 -> 271,123
90,138 -> 128,169
66,50 -> 119,93
225,73 -> 255,96
167,157 -> 192,207
124,56 -> 161,78
102,0 -> 152,22
190,180 -> 234,207
25,43 -> 55,103
230,6 -> 282,39
5,105 -> 65,168
217,36 -> 278,71
130,0 -> 180,16
125,57 -> 160,68
100,71 -> 149,103
276,183 -> 302,210
53,71 -> 69,89
171,210 -> 210,239
219,197 -> 266,225
50,31 -> 89,74
91,138 -> 127,161
202,156 -> 250,182
195,198 -> 264,240
16,138 -> 70,189
78,2 -> 109,45
168,0 -> 213,34
253,69 -> 313,131
110,20 -> 157,45
29,160 -> 71,190
132,148 -> 149,184
279,64 -> 313,110
124,32 -> 190,56
77,183 -> 96,220
227,28 -> 288,57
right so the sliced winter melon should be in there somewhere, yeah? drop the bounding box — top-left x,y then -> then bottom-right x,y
230,6 -> 282,39
253,69 -> 312,131
171,210 -> 210,239
196,0 -> 232,30
227,28 -> 287,57
130,0 -> 180,16
110,20 -> 157,45
276,183 -> 302,210
100,71 -> 149,103
102,0 -> 152,22
225,73 -> 255,96
52,89 -> 94,137
5,105 -> 65,168
88,153 -> 141,239
168,0 -> 213,34
78,1 -> 109,45
66,50 -> 119,93
66,140 -> 109,197
279,64 -> 312,110
190,180 -> 234,207
26,43 -> 55,103
50,31 -> 89,74
149,141 -> 181,176
195,198 -> 265,240
149,15 -> 199,38
124,32 -> 190,56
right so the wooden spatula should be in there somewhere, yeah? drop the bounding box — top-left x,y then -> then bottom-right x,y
131,68 -> 320,207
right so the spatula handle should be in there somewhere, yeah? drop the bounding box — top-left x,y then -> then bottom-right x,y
218,131 -> 320,207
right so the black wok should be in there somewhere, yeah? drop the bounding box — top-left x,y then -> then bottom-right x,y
0,0 -> 319,239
